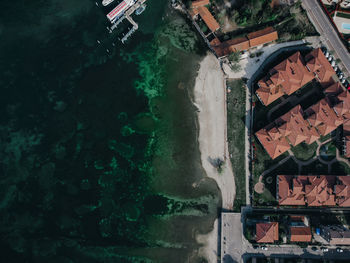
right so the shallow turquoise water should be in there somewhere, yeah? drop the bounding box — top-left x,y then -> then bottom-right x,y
0,1 -> 220,262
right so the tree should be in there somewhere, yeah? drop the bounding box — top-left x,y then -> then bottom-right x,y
228,52 -> 240,63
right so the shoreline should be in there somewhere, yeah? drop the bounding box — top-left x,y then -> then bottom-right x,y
193,53 -> 236,262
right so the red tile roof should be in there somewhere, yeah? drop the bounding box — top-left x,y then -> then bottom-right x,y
211,27 -> 278,58
305,48 -> 336,87
256,222 -> 279,243
290,226 -> 312,242
256,52 -> 314,106
212,37 -> 250,57
210,37 -> 221,47
336,177 -> 350,206
247,27 -> 278,48
278,175 -> 350,207
255,125 -> 291,159
191,0 -> 210,8
324,82 -> 344,96
305,98 -> 342,136
197,6 -> 220,32
255,105 -> 319,159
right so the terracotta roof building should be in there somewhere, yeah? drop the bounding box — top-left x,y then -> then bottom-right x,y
321,225 -> 350,245
255,81 -> 350,159
191,0 -> 210,8
255,105 -> 319,159
190,1 -> 220,33
212,27 -> 278,58
335,176 -> 350,207
256,222 -> 279,243
305,47 -> 336,87
290,226 -> 312,242
277,175 -> 350,207
256,51 -> 314,106
197,6 -> 220,32
304,98 -> 343,136
212,37 -> 250,57
247,27 -> 279,48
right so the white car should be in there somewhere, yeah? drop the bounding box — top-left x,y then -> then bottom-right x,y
336,248 -> 343,253
261,246 -> 268,251
321,247 -> 328,252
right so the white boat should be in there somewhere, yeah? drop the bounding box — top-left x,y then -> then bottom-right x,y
102,0 -> 115,6
135,4 -> 146,15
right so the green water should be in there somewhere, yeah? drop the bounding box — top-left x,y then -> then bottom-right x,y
0,1 -> 220,262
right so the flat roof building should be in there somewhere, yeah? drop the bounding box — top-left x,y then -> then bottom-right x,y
321,225 -> 350,245
290,226 -> 312,242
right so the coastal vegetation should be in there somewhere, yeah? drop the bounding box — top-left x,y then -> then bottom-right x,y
206,0 -> 317,43
227,79 -> 246,211
228,52 -> 242,72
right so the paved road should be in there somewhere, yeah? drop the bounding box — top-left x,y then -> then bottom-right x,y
221,212 -> 244,263
221,211 -> 350,263
302,0 -> 350,75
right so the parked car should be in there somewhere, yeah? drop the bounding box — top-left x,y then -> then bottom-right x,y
261,246 -> 268,251
331,60 -> 336,67
336,247 -> 343,253
325,51 -> 330,58
334,66 -> 338,72
321,247 -> 328,252
328,55 -> 333,62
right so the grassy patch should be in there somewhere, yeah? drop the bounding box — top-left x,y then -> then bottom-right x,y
253,158 -> 298,206
227,79 -> 246,211
275,4 -> 318,42
292,142 -> 317,161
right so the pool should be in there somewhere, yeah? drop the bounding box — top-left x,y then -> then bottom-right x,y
342,23 -> 350,30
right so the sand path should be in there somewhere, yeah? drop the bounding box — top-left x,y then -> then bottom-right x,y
194,53 -> 236,210
194,54 -> 236,263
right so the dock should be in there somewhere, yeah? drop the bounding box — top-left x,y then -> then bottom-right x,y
108,0 -> 147,43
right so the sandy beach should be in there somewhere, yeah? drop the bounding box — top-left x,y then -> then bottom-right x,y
194,53 -> 236,262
